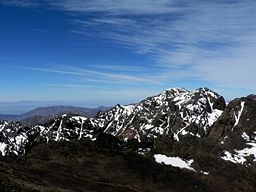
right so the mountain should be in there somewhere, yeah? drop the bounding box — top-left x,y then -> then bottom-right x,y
97,87 -> 225,141
0,105 -> 110,126
0,87 -> 256,191
0,87 -> 225,156
21,105 -> 109,117
0,114 -> 17,121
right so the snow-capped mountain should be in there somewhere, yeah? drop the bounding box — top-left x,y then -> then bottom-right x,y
0,121 -> 39,156
0,87 -> 226,156
98,87 -> 225,141
0,115 -> 98,156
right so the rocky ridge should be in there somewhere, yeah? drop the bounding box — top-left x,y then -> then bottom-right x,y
0,87 -> 224,156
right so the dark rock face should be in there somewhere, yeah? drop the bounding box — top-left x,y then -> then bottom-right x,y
209,95 -> 256,144
208,95 -> 256,167
212,96 -> 226,110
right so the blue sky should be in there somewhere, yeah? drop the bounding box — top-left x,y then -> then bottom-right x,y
0,0 -> 256,110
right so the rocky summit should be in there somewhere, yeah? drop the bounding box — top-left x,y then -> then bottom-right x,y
98,87 -> 225,141
0,87 -> 256,192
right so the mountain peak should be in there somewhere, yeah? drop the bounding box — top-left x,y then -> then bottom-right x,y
165,87 -> 188,93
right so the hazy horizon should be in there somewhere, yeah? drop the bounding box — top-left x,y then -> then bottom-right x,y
0,86 -> 244,115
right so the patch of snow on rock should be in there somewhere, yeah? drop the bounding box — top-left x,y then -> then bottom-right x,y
233,101 -> 245,128
236,143 -> 256,162
0,143 -> 7,156
221,143 -> 256,164
154,154 -> 195,171
221,151 -> 247,164
208,109 -> 223,126
71,116 -> 88,122
200,170 -> 209,175
121,105 -> 135,116
241,132 -> 250,142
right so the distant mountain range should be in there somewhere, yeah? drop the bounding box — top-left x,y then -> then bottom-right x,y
0,87 -> 255,191
0,106 -> 110,126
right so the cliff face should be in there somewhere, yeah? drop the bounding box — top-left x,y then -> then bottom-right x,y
209,95 -> 256,144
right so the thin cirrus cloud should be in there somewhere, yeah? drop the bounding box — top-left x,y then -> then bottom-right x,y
44,83 -> 94,89
1,0 -> 38,7
25,66 -> 161,84
31,28 -> 49,33
49,0 -> 256,91
86,64 -> 145,72
4,0 -> 256,93
51,0 -> 181,15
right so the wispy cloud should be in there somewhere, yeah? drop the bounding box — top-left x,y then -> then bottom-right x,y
86,64 -> 144,72
49,0 -> 256,91
25,65 -> 162,84
31,28 -> 49,33
51,0 -> 181,15
44,83 -> 93,89
1,0 -> 38,7
44,83 -> 160,99
5,1 -> 256,94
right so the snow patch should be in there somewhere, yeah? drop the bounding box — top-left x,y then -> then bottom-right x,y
233,101 -> 245,128
120,105 -> 135,116
200,170 -> 209,175
0,121 -> 8,132
154,154 -> 195,171
0,143 -> 7,156
173,133 -> 180,141
137,148 -> 151,155
181,129 -> 189,135
221,151 -> 247,164
221,143 -> 256,164
241,132 -> 250,142
144,124 -> 154,130
71,116 -> 87,122
208,109 -> 223,126
55,117 -> 64,141
221,136 -> 228,144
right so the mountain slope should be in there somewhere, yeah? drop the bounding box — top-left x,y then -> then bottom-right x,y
98,87 -> 225,141
0,139 -> 210,192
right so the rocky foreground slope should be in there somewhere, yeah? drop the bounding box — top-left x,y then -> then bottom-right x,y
0,87 -> 256,191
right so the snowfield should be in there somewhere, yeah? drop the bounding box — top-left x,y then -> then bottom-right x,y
154,154 -> 195,171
